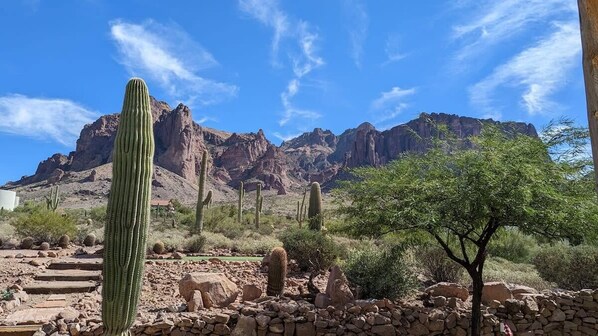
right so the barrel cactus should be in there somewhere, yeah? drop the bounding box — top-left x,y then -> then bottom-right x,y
21,237 -> 34,249
267,247 -> 287,296
40,242 -> 50,251
102,78 -> 155,336
308,182 -> 323,231
58,234 -> 70,249
153,241 -> 166,255
83,234 -> 96,247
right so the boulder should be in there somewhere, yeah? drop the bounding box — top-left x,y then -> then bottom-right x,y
425,282 -> 468,301
325,265 -> 354,306
314,293 -> 331,308
179,272 -> 238,308
510,285 -> 538,300
231,315 -> 256,336
187,290 -> 204,312
482,282 -> 512,304
242,284 -> 262,302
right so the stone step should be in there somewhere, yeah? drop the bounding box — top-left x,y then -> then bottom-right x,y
46,260 -> 103,271
35,269 -> 101,281
0,325 -> 43,336
23,281 -> 98,294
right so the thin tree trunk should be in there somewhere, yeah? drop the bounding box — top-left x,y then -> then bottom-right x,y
578,0 -> 598,192
469,270 -> 484,336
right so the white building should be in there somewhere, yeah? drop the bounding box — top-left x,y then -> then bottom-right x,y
0,190 -> 18,211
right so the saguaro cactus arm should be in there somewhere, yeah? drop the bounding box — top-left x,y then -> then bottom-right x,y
102,78 -> 154,336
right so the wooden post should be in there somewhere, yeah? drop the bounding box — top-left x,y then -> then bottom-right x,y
578,0 -> 598,192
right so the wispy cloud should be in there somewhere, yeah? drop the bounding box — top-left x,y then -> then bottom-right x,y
238,1 -> 324,127
110,19 -> 238,107
382,35 -> 407,66
273,131 -> 303,142
370,87 -> 417,123
342,0 -> 369,68
451,0 -> 576,62
469,22 -> 581,117
0,94 -> 96,146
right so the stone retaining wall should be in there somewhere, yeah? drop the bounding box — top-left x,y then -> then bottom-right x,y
33,289 -> 598,336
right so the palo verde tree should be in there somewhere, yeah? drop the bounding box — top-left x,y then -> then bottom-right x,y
335,121 -> 598,336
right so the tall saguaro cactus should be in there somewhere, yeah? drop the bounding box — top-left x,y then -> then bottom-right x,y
195,150 -> 209,233
296,186 -> 309,227
237,182 -> 244,223
579,0 -> 598,193
102,78 -> 154,336
45,185 -> 60,212
255,182 -> 263,229
308,182 -> 323,231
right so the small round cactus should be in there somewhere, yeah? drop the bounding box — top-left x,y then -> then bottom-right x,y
40,242 -> 50,251
83,234 -> 96,247
58,234 -> 70,249
267,247 -> 288,296
21,237 -> 34,249
153,241 -> 166,255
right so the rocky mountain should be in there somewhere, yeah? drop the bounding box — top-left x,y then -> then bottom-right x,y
3,97 -> 537,199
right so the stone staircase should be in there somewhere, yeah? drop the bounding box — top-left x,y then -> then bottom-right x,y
22,259 -> 102,295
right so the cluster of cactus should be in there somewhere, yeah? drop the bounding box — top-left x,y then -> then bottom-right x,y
295,187 -> 309,227
102,78 -> 155,336
153,241 -> 166,255
195,150 -> 211,233
267,247 -> 288,296
58,234 -> 70,249
255,182 -> 263,228
237,182 -> 244,223
308,182 -> 323,231
45,185 -> 60,212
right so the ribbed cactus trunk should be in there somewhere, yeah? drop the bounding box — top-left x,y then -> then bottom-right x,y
237,182 -> 244,223
46,185 -> 60,212
267,247 -> 287,296
308,182 -> 323,231
195,150 -> 208,233
102,78 -> 154,336
255,182 -> 262,229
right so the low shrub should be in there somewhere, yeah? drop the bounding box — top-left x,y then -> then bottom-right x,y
343,245 -> 416,300
185,235 -> 206,253
533,244 -> 598,290
487,228 -> 539,263
232,232 -> 282,255
280,228 -> 344,271
11,210 -> 77,244
414,245 -> 463,283
479,257 -> 553,290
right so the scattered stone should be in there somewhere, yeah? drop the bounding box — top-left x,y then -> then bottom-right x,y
425,282 -> 468,301
243,284 -> 263,302
482,282 -> 512,304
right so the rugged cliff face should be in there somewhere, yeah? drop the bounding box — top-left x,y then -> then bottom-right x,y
8,99 -> 537,195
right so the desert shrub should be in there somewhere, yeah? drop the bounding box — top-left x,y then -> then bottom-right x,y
477,257 -> 553,290
185,235 -> 206,253
533,244 -> 598,290
343,245 -> 416,299
202,232 -> 234,250
280,228 -> 345,271
415,245 -> 463,283
487,228 -> 538,263
232,232 -> 282,255
12,210 -> 77,244
88,206 -> 107,225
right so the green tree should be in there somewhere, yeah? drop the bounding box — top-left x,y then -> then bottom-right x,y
335,122 -> 597,336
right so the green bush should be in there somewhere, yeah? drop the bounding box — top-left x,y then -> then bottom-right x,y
480,257 -> 553,290
533,244 -> 598,290
280,228 -> 344,271
415,245 -> 463,283
11,210 -> 77,244
343,245 -> 416,300
487,228 -> 538,263
88,206 -> 107,226
185,235 -> 207,253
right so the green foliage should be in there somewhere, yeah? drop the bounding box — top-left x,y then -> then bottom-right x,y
480,257 -> 553,291
533,244 -> 598,290
415,245 -> 463,283
185,235 -> 206,253
280,228 -> 344,271
1,288 -> 14,301
308,182 -> 323,231
12,210 -> 77,244
487,228 -> 539,263
89,206 -> 107,225
102,78 -> 154,336
267,247 -> 287,296
343,245 -> 416,300
45,185 -> 60,212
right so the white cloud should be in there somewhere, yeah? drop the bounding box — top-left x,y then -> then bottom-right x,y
342,0 -> 369,68
273,131 -> 303,142
110,20 -> 238,106
238,1 -> 325,127
382,35 -> 407,66
238,0 -> 289,64
469,22 -> 581,116
0,94 -> 96,146
451,0 -> 576,62
370,87 -> 416,123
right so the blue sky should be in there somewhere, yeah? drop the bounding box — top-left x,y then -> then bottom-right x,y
0,0 -> 585,184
